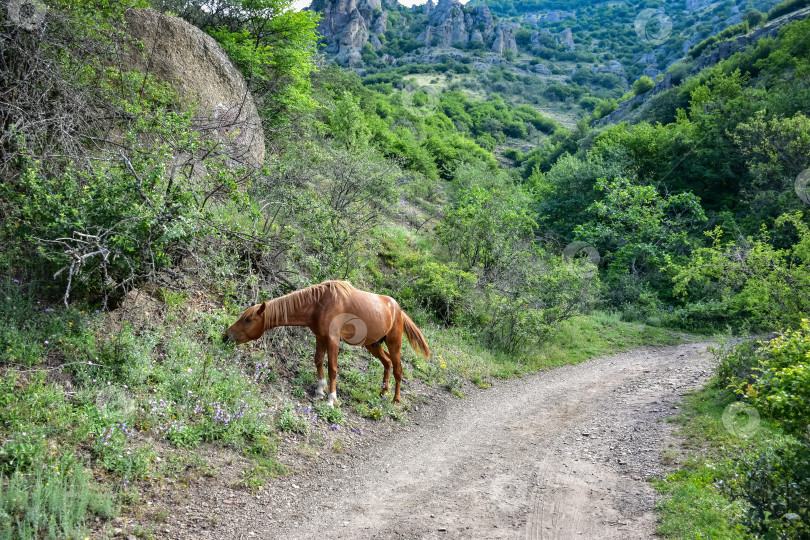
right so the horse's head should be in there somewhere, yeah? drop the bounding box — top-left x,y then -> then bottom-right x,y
223,302 -> 266,344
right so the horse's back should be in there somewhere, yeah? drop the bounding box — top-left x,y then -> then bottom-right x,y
338,287 -> 399,341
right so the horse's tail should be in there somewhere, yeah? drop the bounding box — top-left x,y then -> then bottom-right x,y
402,312 -> 430,359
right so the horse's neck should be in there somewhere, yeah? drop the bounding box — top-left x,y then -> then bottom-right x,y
264,298 -> 312,329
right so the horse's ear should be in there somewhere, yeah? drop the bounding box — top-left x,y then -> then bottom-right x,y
256,302 -> 266,315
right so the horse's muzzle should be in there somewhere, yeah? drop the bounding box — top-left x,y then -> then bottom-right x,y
222,333 -> 232,344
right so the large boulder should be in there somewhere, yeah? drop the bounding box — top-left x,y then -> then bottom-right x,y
559,28 -> 574,50
124,9 -> 265,168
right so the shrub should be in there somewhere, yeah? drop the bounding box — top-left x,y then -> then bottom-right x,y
477,252 -> 601,353
0,3 -> 255,306
410,261 -> 476,324
711,340 -> 760,390
0,454 -> 116,539
743,10 -> 765,27
671,213 -> 810,332
732,437 -> 810,538
768,0 -> 810,20
741,320 -> 810,434
632,75 -> 655,96
412,91 -> 428,107
275,406 -> 309,434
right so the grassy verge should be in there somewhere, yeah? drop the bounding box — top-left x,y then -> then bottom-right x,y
655,385 -> 807,539
654,387 -> 757,539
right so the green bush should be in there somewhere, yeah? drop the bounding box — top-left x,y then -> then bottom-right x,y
711,340 -> 760,390
275,405 -> 309,434
671,213 -> 810,332
412,91 -> 428,106
732,437 -> 810,538
768,0 -> 810,20
741,320 -> 810,434
743,10 -> 765,27
477,253 -> 601,353
632,75 -> 655,96
410,261 -> 476,324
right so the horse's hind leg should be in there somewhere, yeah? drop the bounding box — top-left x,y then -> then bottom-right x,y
365,344 -> 392,397
386,332 -> 404,404
314,336 -> 327,400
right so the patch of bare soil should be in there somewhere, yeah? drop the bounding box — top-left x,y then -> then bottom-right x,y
133,342 -> 713,539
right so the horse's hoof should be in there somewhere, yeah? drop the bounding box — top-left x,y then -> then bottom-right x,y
327,392 -> 340,408
315,379 -> 327,400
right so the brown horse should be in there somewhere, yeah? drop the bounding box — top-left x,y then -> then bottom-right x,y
223,281 -> 430,407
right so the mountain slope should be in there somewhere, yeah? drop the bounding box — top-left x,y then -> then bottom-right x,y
307,0 -> 786,129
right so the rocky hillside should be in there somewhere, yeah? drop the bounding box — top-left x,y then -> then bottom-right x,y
309,0 -> 785,107
596,4 -> 810,126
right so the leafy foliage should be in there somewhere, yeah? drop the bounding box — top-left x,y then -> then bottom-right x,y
576,178 -> 706,278
733,436 -> 810,538
156,0 -> 321,127
671,213 -> 810,331
740,321 -> 810,434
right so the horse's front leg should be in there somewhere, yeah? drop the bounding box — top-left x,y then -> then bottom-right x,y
314,336 -> 327,400
326,338 -> 340,408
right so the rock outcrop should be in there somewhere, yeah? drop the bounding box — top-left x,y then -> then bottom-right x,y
491,22 -> 518,54
310,0 -> 386,65
469,4 -> 495,36
124,9 -> 264,167
596,74 -> 672,126
417,0 -> 498,51
530,27 -> 575,51
559,27 -> 574,50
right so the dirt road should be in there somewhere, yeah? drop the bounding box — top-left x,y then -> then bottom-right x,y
160,342 -> 713,539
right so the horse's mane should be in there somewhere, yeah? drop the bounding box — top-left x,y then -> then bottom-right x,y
265,281 -> 353,324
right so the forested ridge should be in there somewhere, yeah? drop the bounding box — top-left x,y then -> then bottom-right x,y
1,0 -> 809,537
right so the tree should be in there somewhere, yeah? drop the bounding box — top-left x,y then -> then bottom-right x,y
575,177 -> 706,278
670,212 -> 810,330
436,164 -> 535,277
327,91 -> 371,150
161,0 -> 321,129
632,75 -> 655,96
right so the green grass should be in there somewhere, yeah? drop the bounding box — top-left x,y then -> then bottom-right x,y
0,453 -> 116,540
416,310 -> 685,387
0,279 -> 327,536
654,386 -> 801,539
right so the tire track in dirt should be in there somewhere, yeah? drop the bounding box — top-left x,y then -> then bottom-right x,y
159,342 -> 713,539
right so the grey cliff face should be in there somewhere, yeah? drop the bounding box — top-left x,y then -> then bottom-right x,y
491,22 -> 518,54
419,0 -> 495,49
311,0 -> 386,65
